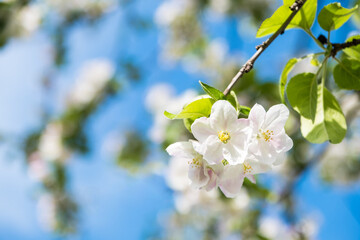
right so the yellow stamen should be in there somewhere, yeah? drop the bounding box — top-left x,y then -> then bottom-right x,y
243,162 -> 252,174
218,130 -> 231,143
188,156 -> 202,168
222,159 -> 229,166
260,129 -> 274,142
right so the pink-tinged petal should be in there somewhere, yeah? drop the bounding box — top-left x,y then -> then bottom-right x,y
203,168 -> 218,191
249,103 -> 266,131
272,131 -> 293,153
166,141 -> 194,159
209,100 -> 238,131
197,135 -> 223,164
263,104 -> 289,133
191,117 -> 216,142
246,175 -> 256,184
218,165 -> 245,198
247,159 -> 272,174
188,164 -> 209,188
222,141 -> 247,165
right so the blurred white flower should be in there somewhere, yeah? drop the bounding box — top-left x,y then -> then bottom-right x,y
38,122 -> 65,162
28,152 -> 50,181
145,83 -> 196,143
209,0 -> 230,15
16,4 -> 43,36
259,216 -> 291,240
37,194 -> 57,231
174,187 -> 218,214
154,0 -> 190,26
47,0 -> 116,16
165,155 -> 190,192
68,59 -> 115,108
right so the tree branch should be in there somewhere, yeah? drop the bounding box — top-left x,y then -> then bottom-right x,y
331,38 -> 360,57
223,0 -> 307,96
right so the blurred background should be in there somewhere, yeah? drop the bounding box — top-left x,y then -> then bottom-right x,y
0,0 -> 360,239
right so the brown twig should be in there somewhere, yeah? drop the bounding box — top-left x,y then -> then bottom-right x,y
331,38 -> 360,57
223,0 -> 307,96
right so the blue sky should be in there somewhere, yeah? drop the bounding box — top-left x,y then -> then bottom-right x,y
0,0 -> 359,239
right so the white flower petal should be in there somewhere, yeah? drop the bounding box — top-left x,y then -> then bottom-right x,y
249,103 -> 266,131
166,141 -> 194,159
197,135 -> 224,164
218,165 -> 245,198
191,117 -> 216,142
272,130 -> 293,153
263,104 -> 289,133
209,100 -> 238,131
203,168 -> 218,191
188,164 -> 210,188
248,159 -> 273,174
246,174 -> 256,184
222,142 -> 246,165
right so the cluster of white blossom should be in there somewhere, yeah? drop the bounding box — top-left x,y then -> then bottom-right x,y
67,59 -> 115,108
167,100 -> 293,198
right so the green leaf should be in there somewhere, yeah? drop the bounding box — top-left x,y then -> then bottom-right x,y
318,3 -> 358,31
164,97 -> 215,120
287,73 -> 318,121
239,105 -> 251,117
279,58 -> 299,103
343,35 -> 360,60
333,58 -> 360,90
199,81 -> 225,100
300,85 -> 347,144
256,0 -> 317,38
225,91 -> 239,111
183,118 -> 195,132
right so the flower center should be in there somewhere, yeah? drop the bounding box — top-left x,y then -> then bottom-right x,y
259,129 -> 274,142
243,162 -> 252,174
188,155 -> 202,168
222,159 -> 229,166
218,130 -> 231,143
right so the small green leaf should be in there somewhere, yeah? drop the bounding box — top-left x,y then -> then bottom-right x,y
280,58 -> 299,103
256,0 -> 317,38
183,118 -> 195,133
225,91 -> 239,111
343,35 -> 360,60
300,85 -> 347,144
333,58 -> 360,90
164,97 -> 215,120
287,72 -> 318,120
318,3 -> 358,31
199,81 -> 225,100
239,105 -> 251,117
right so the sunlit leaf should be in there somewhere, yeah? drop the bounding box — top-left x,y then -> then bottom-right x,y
199,81 -> 225,100
333,58 -> 360,90
287,72 -> 318,120
256,0 -> 317,38
318,3 -> 358,31
343,35 -> 360,60
225,90 -> 239,111
300,85 -> 346,144
280,58 -> 299,103
164,97 -> 215,120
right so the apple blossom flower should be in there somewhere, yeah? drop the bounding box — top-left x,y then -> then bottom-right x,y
247,103 -> 293,165
166,140 -> 217,190
191,100 -> 250,165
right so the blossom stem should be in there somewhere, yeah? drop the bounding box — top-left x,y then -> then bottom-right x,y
223,0 -> 307,96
